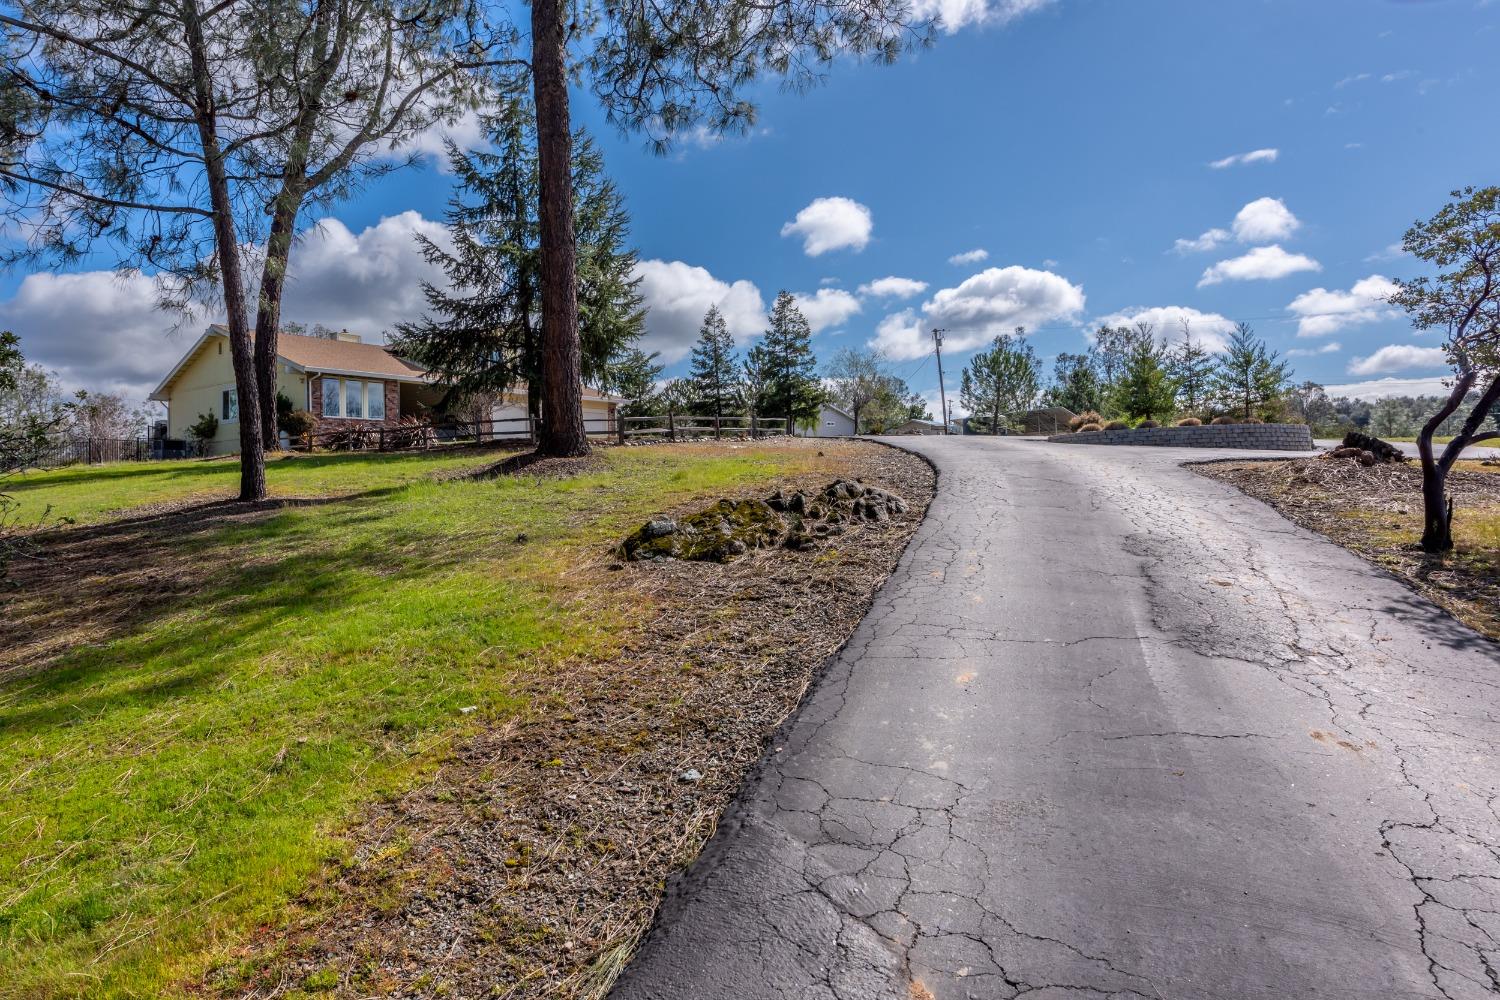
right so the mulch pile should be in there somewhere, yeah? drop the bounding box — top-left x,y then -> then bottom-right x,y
1195,455 -> 1500,640
211,443 -> 935,999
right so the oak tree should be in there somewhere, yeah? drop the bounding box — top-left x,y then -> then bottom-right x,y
1390,186 -> 1500,552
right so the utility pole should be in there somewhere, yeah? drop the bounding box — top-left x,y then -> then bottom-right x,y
932,328 -> 950,435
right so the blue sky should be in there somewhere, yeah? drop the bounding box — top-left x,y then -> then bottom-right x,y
3,0 -> 1498,412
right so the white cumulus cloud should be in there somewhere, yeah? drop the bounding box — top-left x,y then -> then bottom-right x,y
1287,341 -> 1342,357
0,210 -> 451,401
1347,344 -> 1450,376
872,265 -> 1086,360
911,0 -> 1053,34
1199,245 -> 1321,287
1174,197 -> 1300,255
1209,148 -> 1279,169
791,288 -> 862,333
1173,228 -> 1231,255
632,259 -> 767,362
1287,274 -> 1400,337
780,196 -> 874,256
1093,306 -> 1238,353
1322,376 -> 1455,401
858,276 -> 928,299
948,248 -> 990,266
279,211 -> 449,334
1231,197 -> 1301,243
0,270 -> 199,401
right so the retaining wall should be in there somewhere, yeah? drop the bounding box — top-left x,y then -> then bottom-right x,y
1046,423 -> 1314,450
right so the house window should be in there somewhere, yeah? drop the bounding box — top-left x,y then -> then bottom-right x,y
345,379 -> 363,418
320,377 -> 385,420
367,382 -> 385,420
221,388 -> 238,422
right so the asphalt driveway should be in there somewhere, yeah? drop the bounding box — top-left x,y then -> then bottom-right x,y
611,437 -> 1500,1000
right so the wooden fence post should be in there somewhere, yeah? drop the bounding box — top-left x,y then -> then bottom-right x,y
668,410 -> 676,442
617,412 -> 626,445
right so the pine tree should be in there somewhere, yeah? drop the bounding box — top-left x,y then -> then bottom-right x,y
747,292 -> 823,433
959,330 -> 1041,434
1167,324 -> 1216,417
1211,323 -> 1292,419
1042,352 -> 1104,415
1112,339 -> 1178,421
601,348 -> 665,418
391,101 -> 644,422
686,306 -> 742,432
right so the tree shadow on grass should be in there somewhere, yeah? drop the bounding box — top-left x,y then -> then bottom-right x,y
4,445 -> 506,496
0,485 -> 494,690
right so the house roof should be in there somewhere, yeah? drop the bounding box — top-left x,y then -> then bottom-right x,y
274,330 -> 429,381
151,326 -> 627,403
821,402 -> 854,421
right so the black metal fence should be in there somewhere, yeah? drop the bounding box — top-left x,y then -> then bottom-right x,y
5,436 -> 181,471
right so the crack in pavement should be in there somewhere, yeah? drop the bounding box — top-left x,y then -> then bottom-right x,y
611,438 -> 1500,1000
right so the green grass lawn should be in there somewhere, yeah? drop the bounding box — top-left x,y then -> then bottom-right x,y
0,443 -> 839,999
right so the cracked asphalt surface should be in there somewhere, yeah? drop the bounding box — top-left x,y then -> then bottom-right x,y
610,437 -> 1500,1000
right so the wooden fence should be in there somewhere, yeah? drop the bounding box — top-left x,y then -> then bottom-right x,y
620,414 -> 788,441
6,413 -> 795,467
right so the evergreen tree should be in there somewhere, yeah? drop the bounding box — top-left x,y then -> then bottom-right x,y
1167,324 -> 1216,416
1211,323 -> 1292,419
391,101 -> 644,421
747,292 -> 823,433
959,330 -> 1041,434
601,348 -> 666,418
686,306 -> 742,429
1111,339 -> 1178,421
1043,352 -> 1104,414
1092,323 -> 1156,387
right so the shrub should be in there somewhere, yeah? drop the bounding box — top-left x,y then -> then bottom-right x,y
1210,416 -> 1238,425
1243,416 -> 1264,424
188,411 -> 219,446
1103,420 -> 1130,430
1137,419 -> 1160,428
1177,417 -> 1202,427
1068,410 -> 1103,432
281,408 -> 316,443
1077,422 -> 1102,432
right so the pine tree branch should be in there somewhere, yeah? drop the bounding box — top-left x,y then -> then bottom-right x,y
0,167 -> 211,216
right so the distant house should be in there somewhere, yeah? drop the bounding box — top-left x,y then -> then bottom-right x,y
890,418 -> 955,436
150,326 -> 625,452
797,402 -> 857,438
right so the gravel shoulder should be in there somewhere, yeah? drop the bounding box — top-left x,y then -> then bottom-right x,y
210,440 -> 936,999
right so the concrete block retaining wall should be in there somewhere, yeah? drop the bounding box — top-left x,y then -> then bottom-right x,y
1046,423 -> 1314,451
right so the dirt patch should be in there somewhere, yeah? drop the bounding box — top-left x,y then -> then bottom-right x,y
206,441 -> 935,999
470,450 -> 608,480
1195,456 -> 1500,640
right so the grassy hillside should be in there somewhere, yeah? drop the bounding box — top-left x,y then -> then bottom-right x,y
0,443 -> 841,998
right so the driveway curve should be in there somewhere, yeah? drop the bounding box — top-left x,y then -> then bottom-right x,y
611,436 -> 1500,1000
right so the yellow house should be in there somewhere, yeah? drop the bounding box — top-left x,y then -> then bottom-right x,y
150,326 -> 625,452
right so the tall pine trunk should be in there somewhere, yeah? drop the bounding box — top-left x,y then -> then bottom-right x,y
183,0 -> 265,501
255,193 -> 303,448
530,0 -> 589,457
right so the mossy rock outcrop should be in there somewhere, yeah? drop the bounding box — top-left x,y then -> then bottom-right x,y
621,478 -> 909,563
622,499 -> 787,562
